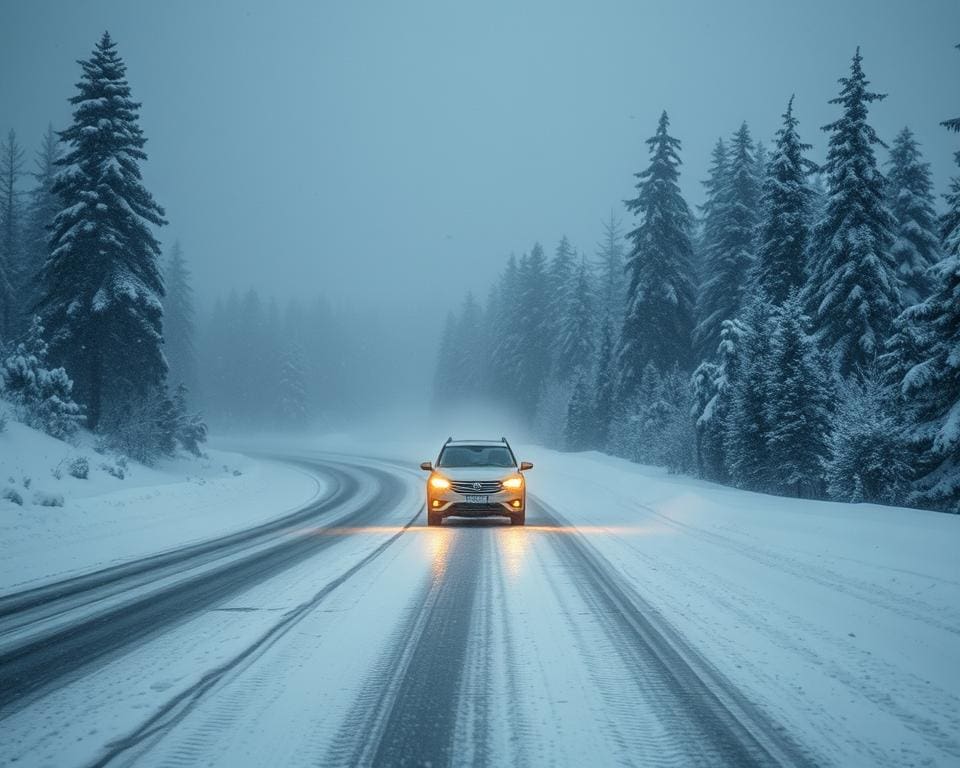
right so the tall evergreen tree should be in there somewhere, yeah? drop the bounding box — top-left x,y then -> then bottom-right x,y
618,110 -> 697,397
488,254 -> 523,408
555,257 -> 595,383
723,298 -> 776,490
594,211 -> 626,323
804,48 -> 899,375
694,122 -> 760,358
886,127 -> 940,303
40,32 -> 167,428
515,244 -> 551,420
697,138 -> 729,284
20,125 -> 61,338
752,97 -> 816,304
548,236 -> 576,377
0,129 -> 25,342
592,318 -> 616,448
162,241 -> 197,397
893,136 -> 960,510
764,293 -> 833,497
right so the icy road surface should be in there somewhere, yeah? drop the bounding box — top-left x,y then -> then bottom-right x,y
0,449 -> 957,767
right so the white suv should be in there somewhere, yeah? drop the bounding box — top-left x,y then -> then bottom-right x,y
420,438 -> 533,526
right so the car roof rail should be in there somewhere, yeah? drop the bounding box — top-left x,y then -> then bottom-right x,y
501,436 -> 509,444
444,436 -> 453,445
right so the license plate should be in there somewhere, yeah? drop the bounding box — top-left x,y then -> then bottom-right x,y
464,494 -> 488,504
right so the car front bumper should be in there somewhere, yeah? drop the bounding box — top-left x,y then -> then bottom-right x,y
427,488 -> 524,517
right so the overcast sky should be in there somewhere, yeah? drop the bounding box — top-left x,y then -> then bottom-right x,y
3,0 -> 959,332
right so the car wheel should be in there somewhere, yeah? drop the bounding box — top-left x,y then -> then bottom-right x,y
510,511 -> 525,526
427,510 -> 443,526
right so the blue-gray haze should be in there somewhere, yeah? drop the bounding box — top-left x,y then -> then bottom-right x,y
2,0 -> 958,406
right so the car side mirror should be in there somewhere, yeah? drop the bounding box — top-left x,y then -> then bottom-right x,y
420,461 -> 433,471
520,461 -> 533,471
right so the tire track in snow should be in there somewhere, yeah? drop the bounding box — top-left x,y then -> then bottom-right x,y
534,497 -> 818,768
86,461 -> 422,767
327,522 -> 487,767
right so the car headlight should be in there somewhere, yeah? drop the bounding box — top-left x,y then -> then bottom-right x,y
502,475 -> 524,490
429,474 -> 451,490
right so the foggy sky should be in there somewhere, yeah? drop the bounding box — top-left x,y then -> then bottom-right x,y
3,0 -> 959,365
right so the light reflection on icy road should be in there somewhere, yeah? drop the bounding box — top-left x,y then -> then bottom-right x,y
0,454 -> 817,768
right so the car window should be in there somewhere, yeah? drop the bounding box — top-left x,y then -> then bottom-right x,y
438,445 -> 515,468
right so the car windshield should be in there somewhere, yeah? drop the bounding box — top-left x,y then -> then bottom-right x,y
438,445 -> 515,468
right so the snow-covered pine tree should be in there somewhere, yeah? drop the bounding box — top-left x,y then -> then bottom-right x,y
0,315 -> 83,438
548,235 -> 576,378
162,241 -> 198,398
41,32 -> 167,429
752,97 -> 816,305
19,125 -> 60,339
516,244 -> 551,420
763,293 -> 833,497
696,138 -> 729,285
694,122 -> 760,358
564,370 -> 594,452
804,48 -> 899,376
488,255 -> 523,409
592,318 -> 616,449
555,256 -> 595,383
825,371 -> 911,505
890,140 -> 960,510
691,359 -> 721,478
0,130 -> 25,342
886,127 -> 940,303
618,111 -> 697,398
595,211 -> 626,324
723,297 -> 776,491
692,316 -> 751,482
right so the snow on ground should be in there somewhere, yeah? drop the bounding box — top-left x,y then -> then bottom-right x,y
0,419 -> 324,592
255,433 -> 960,766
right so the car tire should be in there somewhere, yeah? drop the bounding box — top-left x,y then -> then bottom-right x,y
510,511 -> 525,526
427,510 -> 443,526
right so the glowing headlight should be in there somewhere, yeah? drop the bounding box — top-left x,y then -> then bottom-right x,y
502,475 -> 524,490
429,475 -> 451,490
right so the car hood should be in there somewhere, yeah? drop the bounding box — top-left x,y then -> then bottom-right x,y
438,467 -> 517,481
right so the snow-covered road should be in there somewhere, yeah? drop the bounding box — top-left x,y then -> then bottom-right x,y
1,447 -> 957,767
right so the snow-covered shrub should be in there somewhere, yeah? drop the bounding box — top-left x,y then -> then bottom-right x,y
826,373 -> 912,505
32,490 -> 64,507
102,387 -> 178,466
103,384 -> 207,465
68,456 -> 89,479
173,384 -> 207,457
2,487 -> 23,506
0,317 -> 83,440
100,461 -> 125,480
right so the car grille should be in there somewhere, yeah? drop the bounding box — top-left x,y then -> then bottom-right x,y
450,479 -> 503,494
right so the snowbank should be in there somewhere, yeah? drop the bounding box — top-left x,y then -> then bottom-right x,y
0,419 -> 324,592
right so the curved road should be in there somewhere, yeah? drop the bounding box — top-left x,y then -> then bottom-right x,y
0,452 -> 818,767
